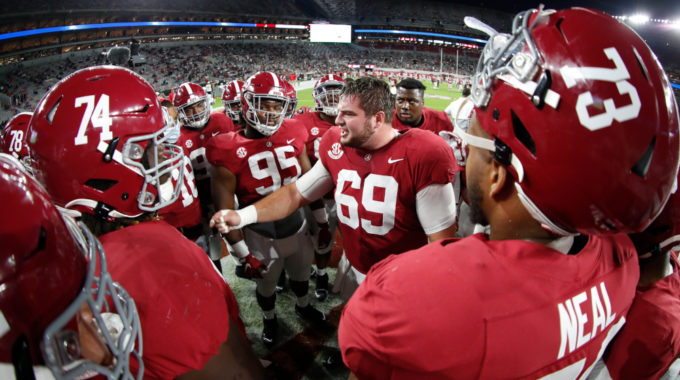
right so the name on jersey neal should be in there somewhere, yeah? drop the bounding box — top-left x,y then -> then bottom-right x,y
557,281 -> 615,359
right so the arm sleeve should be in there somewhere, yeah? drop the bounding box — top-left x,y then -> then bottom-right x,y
416,182 -> 457,234
294,160 -> 334,201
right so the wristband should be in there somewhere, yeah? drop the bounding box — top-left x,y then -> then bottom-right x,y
234,205 -> 258,229
231,240 -> 249,259
312,208 -> 328,224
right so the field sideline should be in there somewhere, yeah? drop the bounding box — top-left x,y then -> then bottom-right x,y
213,80 -> 465,112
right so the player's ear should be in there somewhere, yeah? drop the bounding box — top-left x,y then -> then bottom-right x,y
488,160 -> 513,200
373,110 -> 386,125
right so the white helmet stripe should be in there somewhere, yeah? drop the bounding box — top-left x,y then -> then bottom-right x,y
268,72 -> 280,87
183,83 -> 194,95
232,80 -> 242,96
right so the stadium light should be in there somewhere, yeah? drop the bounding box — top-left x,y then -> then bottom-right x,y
629,14 -> 650,24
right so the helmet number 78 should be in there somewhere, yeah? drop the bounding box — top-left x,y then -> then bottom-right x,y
74,95 -> 113,146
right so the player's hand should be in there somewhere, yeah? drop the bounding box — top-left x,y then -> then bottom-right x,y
316,222 -> 332,251
210,209 -> 241,233
439,131 -> 467,167
235,254 -> 267,279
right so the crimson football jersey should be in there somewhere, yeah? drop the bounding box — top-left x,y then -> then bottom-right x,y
392,106 -> 453,134
206,119 -> 309,207
600,253 -> 680,379
177,111 -> 235,182
293,110 -> 335,166
339,233 -> 639,379
319,127 -> 458,273
99,221 -> 244,379
157,155 -> 201,229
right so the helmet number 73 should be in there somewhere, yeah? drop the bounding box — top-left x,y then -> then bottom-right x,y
560,47 -> 641,131
74,95 -> 113,145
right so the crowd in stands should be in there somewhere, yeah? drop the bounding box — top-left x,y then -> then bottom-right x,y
0,41 -> 479,124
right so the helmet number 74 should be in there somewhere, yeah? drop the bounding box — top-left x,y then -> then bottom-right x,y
74,95 -> 113,146
560,47 -> 641,131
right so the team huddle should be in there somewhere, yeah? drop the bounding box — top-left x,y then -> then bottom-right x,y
1,6 -> 680,380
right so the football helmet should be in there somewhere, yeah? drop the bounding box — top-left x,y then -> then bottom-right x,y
464,7 -> 679,235
283,80 -> 298,119
0,112 -> 32,170
313,74 -> 345,116
28,66 -> 184,219
241,71 -> 290,136
222,80 -> 245,123
173,82 -> 211,129
0,153 -> 142,380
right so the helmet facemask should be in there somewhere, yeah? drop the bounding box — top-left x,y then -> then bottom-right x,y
177,97 -> 210,129
314,83 -> 343,116
224,100 -> 242,122
120,121 -> 184,213
243,92 -> 289,136
41,216 -> 143,380
467,7 -> 557,109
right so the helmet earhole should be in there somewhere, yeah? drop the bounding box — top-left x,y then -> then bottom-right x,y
492,109 -> 500,120
631,136 -> 656,178
122,192 -> 129,200
511,110 -> 536,156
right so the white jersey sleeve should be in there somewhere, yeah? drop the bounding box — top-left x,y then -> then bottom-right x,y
295,160 -> 334,202
416,182 -> 457,235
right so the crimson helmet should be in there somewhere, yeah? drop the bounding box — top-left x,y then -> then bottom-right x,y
173,82 -> 211,129
0,112 -> 33,171
283,80 -> 298,119
222,80 -> 245,123
241,71 -> 289,136
0,153 -> 142,379
465,7 -> 679,235
313,74 -> 345,116
28,66 -> 184,220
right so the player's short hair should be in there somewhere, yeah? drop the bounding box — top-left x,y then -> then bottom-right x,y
396,78 -> 426,93
341,76 -> 394,123
462,86 -> 471,97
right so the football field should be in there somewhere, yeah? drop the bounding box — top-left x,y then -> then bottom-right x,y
214,80 -> 464,112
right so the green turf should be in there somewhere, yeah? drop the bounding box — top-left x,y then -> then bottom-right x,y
297,80 -> 462,112
214,80 -> 464,112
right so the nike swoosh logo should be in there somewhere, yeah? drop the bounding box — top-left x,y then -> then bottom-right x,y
286,138 -> 296,144
388,157 -> 404,164
212,131 -> 220,137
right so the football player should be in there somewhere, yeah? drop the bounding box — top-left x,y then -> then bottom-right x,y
156,96 -> 202,239
173,82 -> 237,265
282,80 -> 298,119
0,153 -> 142,380
338,7 -> 680,378
210,75 -> 460,299
594,185 -> 680,379
0,112 -> 32,171
207,71 -> 328,348
222,79 -> 245,127
292,73 -> 346,301
28,66 -> 266,379
392,78 -> 454,134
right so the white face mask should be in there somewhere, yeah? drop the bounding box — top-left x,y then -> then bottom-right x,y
159,179 -> 175,203
165,119 -> 181,144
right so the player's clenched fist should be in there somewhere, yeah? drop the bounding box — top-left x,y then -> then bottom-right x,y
210,209 -> 240,233
209,204 -> 258,233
